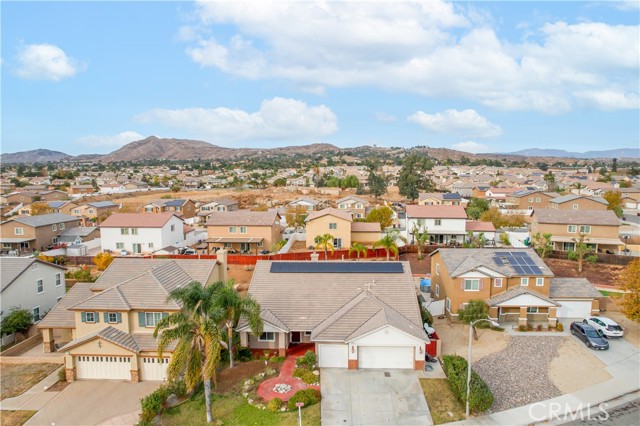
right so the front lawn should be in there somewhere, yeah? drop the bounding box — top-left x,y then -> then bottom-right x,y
0,410 -> 37,426
0,363 -> 61,400
599,290 -> 622,297
420,378 -> 465,425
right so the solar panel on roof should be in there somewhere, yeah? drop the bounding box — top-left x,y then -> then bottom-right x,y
529,266 -> 543,275
269,262 -> 404,274
512,265 -> 525,275
492,257 -> 504,266
494,252 -> 510,256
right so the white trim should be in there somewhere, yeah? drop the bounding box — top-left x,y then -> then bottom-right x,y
521,277 -> 529,286
494,278 -> 503,288
36,278 -> 44,294
348,324 -> 428,345
464,278 -> 480,291
258,332 -> 276,342
536,277 -> 544,287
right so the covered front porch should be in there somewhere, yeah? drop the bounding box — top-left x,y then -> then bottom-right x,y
0,237 -> 35,255
205,237 -> 265,254
487,287 -> 560,328
551,236 -> 624,254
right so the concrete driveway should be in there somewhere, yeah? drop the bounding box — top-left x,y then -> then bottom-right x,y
569,333 -> 639,367
25,380 -> 160,426
321,369 -> 432,426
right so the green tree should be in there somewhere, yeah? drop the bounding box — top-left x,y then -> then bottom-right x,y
612,158 -> 618,173
463,232 -> 487,248
373,230 -> 405,261
457,300 -> 489,326
348,242 -> 368,260
212,279 -> 263,369
365,206 -> 394,229
618,259 -> 640,321
603,190 -> 624,218
285,205 -> 308,230
398,154 -> 435,201
171,185 -> 181,193
0,307 -> 34,339
466,198 -> 490,220
569,233 -> 595,273
499,232 -> 511,247
367,172 -> 387,199
30,202 -> 54,216
273,177 -> 287,187
315,233 -> 335,260
154,281 -> 226,424
531,232 -> 553,259
412,224 -> 430,260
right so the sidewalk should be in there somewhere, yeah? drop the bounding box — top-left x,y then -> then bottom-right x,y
0,370 -> 61,411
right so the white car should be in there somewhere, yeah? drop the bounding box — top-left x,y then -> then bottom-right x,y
583,316 -> 624,338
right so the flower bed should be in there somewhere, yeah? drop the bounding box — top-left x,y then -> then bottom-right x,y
242,367 -> 278,410
272,383 -> 292,394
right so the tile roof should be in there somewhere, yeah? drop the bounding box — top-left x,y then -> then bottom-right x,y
336,196 -> 367,204
465,221 -> 496,232
351,222 -> 381,232
60,227 -> 98,237
1,258 -> 65,292
10,213 -> 79,227
550,278 -> 602,298
305,208 -> 352,222
100,212 -> 180,228
405,205 -> 467,219
133,333 -> 177,352
434,248 -> 554,278
59,326 -> 140,353
86,201 -> 118,208
38,283 -> 94,328
533,209 -> 620,226
486,287 -> 559,307
204,210 -> 280,226
418,192 -> 461,201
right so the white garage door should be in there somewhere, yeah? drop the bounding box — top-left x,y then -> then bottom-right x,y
359,346 -> 413,370
76,355 -> 131,380
141,357 -> 170,381
556,300 -> 592,319
318,344 -> 348,368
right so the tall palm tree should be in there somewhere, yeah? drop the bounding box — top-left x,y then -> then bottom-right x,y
348,242 -> 368,260
373,230 -> 405,261
155,281 -> 226,424
315,233 -> 335,260
212,279 -> 262,369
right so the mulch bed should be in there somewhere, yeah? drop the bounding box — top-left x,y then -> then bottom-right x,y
400,253 -> 431,275
544,259 -> 625,288
215,360 -> 280,393
45,381 -> 70,392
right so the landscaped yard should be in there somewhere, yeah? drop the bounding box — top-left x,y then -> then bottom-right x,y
419,378 -> 464,425
0,363 -> 61,400
0,410 -> 37,426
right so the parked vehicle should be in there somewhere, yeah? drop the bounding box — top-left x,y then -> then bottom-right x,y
182,248 -> 197,255
259,249 -> 270,255
583,316 -> 624,338
570,322 -> 609,350
120,249 -> 128,256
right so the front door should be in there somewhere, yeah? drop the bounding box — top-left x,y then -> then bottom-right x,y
291,332 -> 301,344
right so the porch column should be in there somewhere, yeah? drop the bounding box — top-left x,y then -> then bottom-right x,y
42,328 -> 55,353
591,299 -> 600,315
239,331 -> 248,347
414,345 -> 425,371
278,332 -> 286,357
488,307 -> 499,321
348,343 -> 358,370
518,307 -> 528,327
65,353 -> 76,382
130,355 -> 140,383
548,307 -> 558,328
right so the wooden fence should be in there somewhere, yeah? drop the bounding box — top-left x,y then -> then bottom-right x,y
546,250 -> 635,266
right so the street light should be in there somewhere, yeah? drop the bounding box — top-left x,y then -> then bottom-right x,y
466,318 -> 499,419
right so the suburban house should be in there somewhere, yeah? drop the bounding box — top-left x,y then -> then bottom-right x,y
37,255 -> 227,381
418,192 -> 462,206
465,221 -> 496,242
69,185 -> 96,195
336,196 -> 369,219
141,199 -> 197,220
429,248 -> 601,327
548,194 -> 608,211
196,199 -> 239,223
99,212 -> 186,254
238,260 -> 429,370
204,210 -> 283,254
530,210 -> 623,254
65,201 -> 120,225
287,197 -> 323,212
1,258 -> 66,341
304,208 -> 381,250
404,205 -> 467,245
38,190 -> 70,202
0,213 -> 82,253
57,227 -> 101,245
505,190 -> 558,211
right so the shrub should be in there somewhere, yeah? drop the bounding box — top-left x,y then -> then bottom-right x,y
419,302 -> 433,326
237,347 -> 253,362
442,355 -> 494,414
536,324 -> 543,332
301,371 -> 318,384
526,324 -> 533,331
556,322 -> 564,332
57,367 -> 66,382
518,324 -> 527,332
293,368 -> 307,379
93,252 -> 114,271
287,388 -> 321,411
267,397 -> 283,412
166,380 -> 187,398
140,386 -> 170,423
586,255 -> 598,264
271,355 -> 286,362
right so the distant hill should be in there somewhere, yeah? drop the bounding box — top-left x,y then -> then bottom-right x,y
506,148 -> 639,159
0,149 -> 72,164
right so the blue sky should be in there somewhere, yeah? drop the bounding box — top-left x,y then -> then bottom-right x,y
2,1 -> 639,155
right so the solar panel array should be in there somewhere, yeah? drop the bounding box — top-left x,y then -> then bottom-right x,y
269,262 -> 404,274
492,251 -> 544,276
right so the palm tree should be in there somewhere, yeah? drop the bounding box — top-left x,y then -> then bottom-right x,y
315,233 -> 335,260
373,230 -> 405,261
348,242 -> 368,260
212,279 -> 262,369
155,281 -> 226,424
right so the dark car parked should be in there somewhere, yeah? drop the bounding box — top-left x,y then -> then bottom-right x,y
570,322 -> 609,350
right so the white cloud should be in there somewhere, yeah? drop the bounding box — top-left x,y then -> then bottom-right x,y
452,141 -> 490,154
15,43 -> 83,81
182,1 -> 640,112
407,109 -> 502,138
134,97 -> 337,144
76,131 -> 145,147
573,90 -> 640,110
614,1 -> 640,11
375,112 -> 397,123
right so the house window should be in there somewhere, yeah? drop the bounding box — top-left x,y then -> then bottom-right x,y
33,307 -> 41,322
257,240 -> 263,247
55,273 -> 61,287
170,224 -> 176,232
131,228 -> 138,235
529,197 -> 533,202
464,279 -> 480,291
240,226 -> 247,234
259,332 -> 275,342
144,312 -> 164,327
108,312 -> 119,323
229,226 -> 237,234
435,263 -> 440,276
536,197 -> 541,202
36,279 -> 44,294
572,204 -> 579,210
59,223 -> 65,230
329,222 -> 337,230
356,204 -> 362,209
333,238 -> 342,249
148,242 -> 154,249
579,225 -> 591,234
121,228 -> 129,235
528,206 -> 533,210
15,227 -> 24,235
562,242 -> 575,251
85,312 -> 96,323
145,207 -> 153,212
339,204 -> 346,209
536,278 -> 544,286
527,307 -> 539,314
74,209 -> 81,214
435,284 -> 440,297
494,278 -> 503,287
434,219 -> 442,226
52,224 -> 57,231
521,277 -> 529,286
567,225 -> 577,233
116,242 -> 124,249
446,297 -> 451,312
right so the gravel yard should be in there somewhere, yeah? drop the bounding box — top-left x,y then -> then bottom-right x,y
473,336 -> 563,412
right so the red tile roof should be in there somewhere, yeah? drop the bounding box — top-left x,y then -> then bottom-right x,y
465,221 -> 496,232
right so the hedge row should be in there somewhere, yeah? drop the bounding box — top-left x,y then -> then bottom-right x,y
442,355 -> 493,414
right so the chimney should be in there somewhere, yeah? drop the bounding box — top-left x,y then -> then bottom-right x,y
217,249 -> 228,282
310,252 -> 319,262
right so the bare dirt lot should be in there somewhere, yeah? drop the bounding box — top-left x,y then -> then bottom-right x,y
544,258 -> 625,288
548,337 -> 611,393
400,252 -> 431,276
605,310 -> 640,349
433,317 -> 508,360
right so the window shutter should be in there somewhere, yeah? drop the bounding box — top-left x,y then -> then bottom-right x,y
103,312 -> 109,323
138,312 -> 146,327
460,280 -> 465,290
479,280 -> 484,290
95,312 -> 100,323
162,313 -> 169,319
81,312 -> 86,322
116,313 -> 122,323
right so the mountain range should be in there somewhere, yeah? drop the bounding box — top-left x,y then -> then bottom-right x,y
1,136 -> 638,164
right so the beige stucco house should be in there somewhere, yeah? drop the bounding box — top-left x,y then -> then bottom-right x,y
205,210 -> 283,253
304,208 -> 381,250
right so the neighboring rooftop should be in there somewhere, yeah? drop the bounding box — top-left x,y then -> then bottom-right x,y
406,205 -> 467,219
8,213 -> 79,227
433,248 -> 554,278
100,212 -> 180,228
205,209 -> 280,226
533,209 -> 620,226
550,278 -> 603,298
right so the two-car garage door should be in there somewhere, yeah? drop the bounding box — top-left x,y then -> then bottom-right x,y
76,356 -> 130,380
556,300 -> 592,319
358,346 -> 414,370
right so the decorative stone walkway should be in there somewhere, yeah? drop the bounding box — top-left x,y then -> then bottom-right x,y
257,348 -> 320,402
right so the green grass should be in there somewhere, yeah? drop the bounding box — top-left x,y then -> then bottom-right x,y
163,390 -> 321,426
420,378 -> 465,425
600,290 -> 623,297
